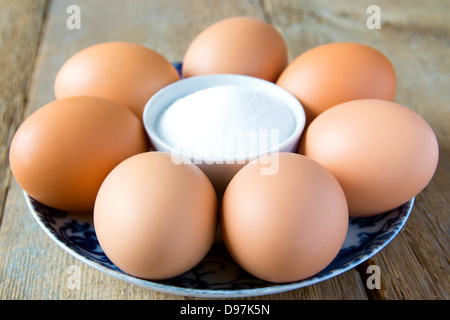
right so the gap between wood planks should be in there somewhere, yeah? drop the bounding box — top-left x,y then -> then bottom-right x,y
259,0 -> 275,25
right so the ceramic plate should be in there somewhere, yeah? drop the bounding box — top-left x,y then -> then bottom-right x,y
25,191 -> 413,298
23,62 -> 413,297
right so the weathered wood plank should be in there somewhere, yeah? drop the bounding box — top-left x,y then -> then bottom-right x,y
0,0 -> 49,225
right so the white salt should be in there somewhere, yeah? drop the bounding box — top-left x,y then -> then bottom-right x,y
155,85 -> 296,160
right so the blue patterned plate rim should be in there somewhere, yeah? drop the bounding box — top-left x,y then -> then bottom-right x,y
24,190 -> 413,298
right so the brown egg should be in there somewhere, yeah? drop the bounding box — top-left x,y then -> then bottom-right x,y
94,152 -> 218,280
182,16 -> 288,82
220,152 -> 348,283
277,42 -> 396,124
299,99 -> 439,217
54,41 -> 180,121
9,96 -> 149,212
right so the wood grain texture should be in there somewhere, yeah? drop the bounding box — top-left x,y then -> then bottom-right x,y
0,0 -> 49,225
1,0 -> 448,300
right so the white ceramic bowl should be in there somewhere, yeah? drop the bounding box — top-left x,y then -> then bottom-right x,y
143,74 -> 306,195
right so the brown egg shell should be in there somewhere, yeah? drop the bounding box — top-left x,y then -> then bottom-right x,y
54,41 -> 180,121
93,152 -> 218,280
9,96 -> 149,212
182,16 -> 288,82
277,42 -> 397,125
299,99 -> 439,217
220,152 -> 349,283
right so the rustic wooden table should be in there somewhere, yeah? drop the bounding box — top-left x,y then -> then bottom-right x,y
1,0 -> 448,300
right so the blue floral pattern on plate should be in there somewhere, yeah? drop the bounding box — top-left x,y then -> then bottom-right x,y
24,191 -> 413,298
